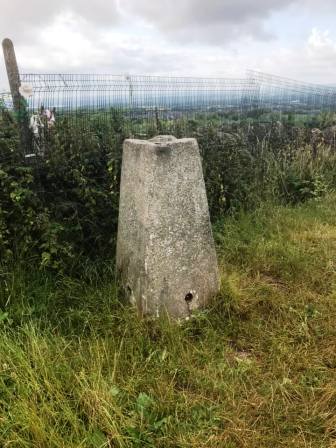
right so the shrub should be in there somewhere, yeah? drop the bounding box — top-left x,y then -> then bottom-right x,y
0,109 -> 335,272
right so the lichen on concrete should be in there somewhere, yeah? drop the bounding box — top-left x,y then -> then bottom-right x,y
116,135 -> 219,318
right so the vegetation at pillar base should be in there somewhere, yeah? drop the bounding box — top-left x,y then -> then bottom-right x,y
0,195 -> 336,447
0,98 -> 336,446
1,107 -> 336,271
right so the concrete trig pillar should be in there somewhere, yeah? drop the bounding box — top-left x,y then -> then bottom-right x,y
116,135 -> 219,318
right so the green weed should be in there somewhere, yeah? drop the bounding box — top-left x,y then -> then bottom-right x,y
0,196 -> 335,447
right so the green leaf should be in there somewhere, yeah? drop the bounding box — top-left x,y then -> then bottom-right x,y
136,392 -> 154,415
0,312 -> 9,323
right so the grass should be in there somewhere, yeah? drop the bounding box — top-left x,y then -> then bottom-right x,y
0,195 -> 336,447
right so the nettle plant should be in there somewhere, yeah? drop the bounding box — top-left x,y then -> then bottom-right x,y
0,108 -> 335,272
0,111 -> 125,271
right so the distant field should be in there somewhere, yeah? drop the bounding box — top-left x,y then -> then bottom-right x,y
0,195 -> 335,447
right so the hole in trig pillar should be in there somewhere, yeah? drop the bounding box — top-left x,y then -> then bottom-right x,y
185,292 -> 194,303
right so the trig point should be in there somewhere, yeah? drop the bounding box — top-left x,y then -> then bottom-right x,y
116,135 -> 219,318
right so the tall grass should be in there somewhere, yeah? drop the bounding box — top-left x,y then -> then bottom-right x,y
1,195 -> 335,447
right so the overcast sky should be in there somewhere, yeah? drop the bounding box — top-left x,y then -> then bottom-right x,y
1,0 -> 336,89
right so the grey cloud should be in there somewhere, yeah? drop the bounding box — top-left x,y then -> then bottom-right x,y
0,0 -> 318,47
121,0 -> 295,43
123,0 -> 291,28
0,0 -> 120,42
2,0 -> 336,88
2,0 -> 336,47
2,0 -> 331,48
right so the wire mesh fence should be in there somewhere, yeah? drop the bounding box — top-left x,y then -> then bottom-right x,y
2,70 -> 336,265
248,70 -> 336,122
2,71 -> 336,160
21,73 -> 259,136
0,91 -> 13,109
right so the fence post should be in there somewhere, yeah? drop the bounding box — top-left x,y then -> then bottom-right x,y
2,38 -> 30,153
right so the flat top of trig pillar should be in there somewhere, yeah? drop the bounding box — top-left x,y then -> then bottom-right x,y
124,135 -> 197,147
149,135 -> 177,144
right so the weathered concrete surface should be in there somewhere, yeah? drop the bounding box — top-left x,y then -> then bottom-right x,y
116,135 -> 219,318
